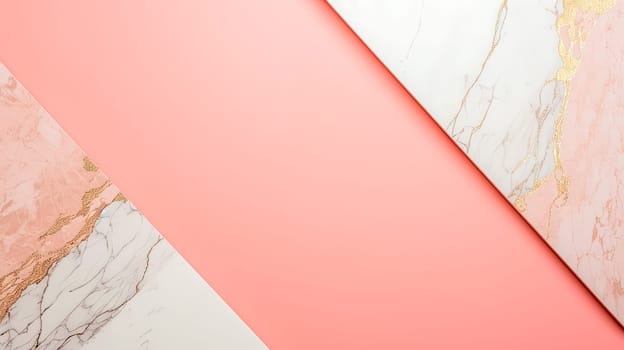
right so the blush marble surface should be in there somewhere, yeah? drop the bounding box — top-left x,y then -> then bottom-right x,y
0,63 -> 267,349
329,0 -> 624,325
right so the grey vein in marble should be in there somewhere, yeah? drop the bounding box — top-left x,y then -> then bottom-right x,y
0,201 -> 268,350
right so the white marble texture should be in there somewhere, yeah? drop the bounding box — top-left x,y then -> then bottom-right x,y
329,0 -> 565,204
0,201 -> 267,350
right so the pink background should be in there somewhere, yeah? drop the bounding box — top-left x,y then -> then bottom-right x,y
1,1 -> 624,348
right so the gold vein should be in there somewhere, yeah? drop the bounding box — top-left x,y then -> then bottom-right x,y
82,157 -> 99,172
465,95 -> 495,153
40,180 -> 111,239
513,0 -> 615,214
447,0 -> 508,134
0,183 -> 126,321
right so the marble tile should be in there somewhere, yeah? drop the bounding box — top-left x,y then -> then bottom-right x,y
329,0 -> 624,325
0,63 -> 267,349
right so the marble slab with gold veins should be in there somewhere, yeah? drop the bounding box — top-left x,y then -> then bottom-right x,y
329,0 -> 624,325
0,63 -> 268,349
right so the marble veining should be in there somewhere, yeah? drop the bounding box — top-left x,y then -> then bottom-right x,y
329,0 -> 624,325
0,201 -> 164,349
0,63 -> 267,349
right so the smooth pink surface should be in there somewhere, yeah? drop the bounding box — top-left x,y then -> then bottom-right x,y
1,1 -> 623,348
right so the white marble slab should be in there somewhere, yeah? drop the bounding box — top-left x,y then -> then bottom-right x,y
329,0 -> 624,325
329,0 -> 564,201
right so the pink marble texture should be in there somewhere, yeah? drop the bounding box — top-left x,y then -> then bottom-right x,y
0,68 -> 119,319
524,0 -> 624,320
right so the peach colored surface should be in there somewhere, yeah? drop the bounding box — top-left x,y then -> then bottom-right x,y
1,1 -> 624,349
